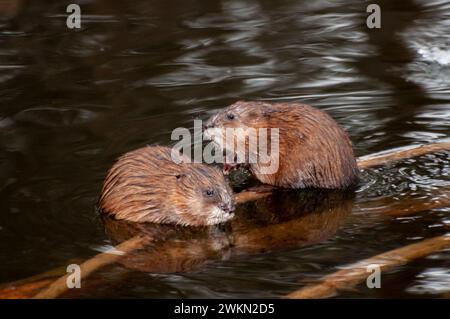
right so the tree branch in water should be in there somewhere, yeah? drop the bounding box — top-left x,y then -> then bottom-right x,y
286,234 -> 450,299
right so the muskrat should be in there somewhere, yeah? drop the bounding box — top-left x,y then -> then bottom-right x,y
204,101 -> 359,189
99,146 -> 235,226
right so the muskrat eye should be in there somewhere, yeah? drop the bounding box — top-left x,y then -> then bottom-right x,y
205,189 -> 215,197
226,113 -> 235,120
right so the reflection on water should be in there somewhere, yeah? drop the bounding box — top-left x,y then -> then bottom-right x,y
74,190 -> 353,297
0,0 -> 449,298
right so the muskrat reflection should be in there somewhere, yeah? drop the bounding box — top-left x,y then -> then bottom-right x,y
101,190 -> 354,273
231,190 -> 354,254
101,216 -> 233,273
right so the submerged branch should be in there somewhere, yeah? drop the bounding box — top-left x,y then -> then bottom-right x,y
32,236 -> 147,299
285,186 -> 450,299
286,234 -> 450,299
357,140 -> 450,170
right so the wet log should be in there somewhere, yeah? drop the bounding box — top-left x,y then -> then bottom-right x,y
286,234 -> 450,299
0,278 -> 56,299
0,259 -> 83,299
357,140 -> 450,170
236,139 -> 450,203
32,236 -> 147,299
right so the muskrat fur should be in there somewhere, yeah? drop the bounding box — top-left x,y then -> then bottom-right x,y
204,101 -> 359,189
99,146 -> 235,226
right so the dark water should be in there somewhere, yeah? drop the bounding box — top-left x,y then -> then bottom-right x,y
0,0 -> 449,298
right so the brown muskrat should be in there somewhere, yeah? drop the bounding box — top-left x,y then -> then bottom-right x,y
204,101 -> 359,189
99,146 -> 235,226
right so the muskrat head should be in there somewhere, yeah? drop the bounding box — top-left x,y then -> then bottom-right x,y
169,164 -> 236,226
204,101 -> 278,169
204,100 -> 273,134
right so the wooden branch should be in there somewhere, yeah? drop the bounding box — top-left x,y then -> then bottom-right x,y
286,234 -> 450,299
0,278 -> 56,299
0,140 -> 447,299
357,140 -> 450,170
0,259 -> 83,299
33,235 -> 147,299
284,188 -> 450,299
235,188 -> 273,204
236,140 -> 450,203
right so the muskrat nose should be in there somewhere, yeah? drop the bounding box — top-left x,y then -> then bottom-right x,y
203,119 -> 215,130
219,202 -> 234,214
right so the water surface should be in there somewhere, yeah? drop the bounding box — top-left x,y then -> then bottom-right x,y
0,0 -> 449,298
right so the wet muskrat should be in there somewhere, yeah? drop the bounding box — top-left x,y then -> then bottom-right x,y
99,146 -> 235,226
204,101 -> 359,189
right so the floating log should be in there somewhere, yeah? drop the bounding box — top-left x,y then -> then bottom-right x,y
357,140 -> 450,170
33,236 -> 147,299
0,278 -> 57,299
0,259 -> 83,299
286,234 -> 450,299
